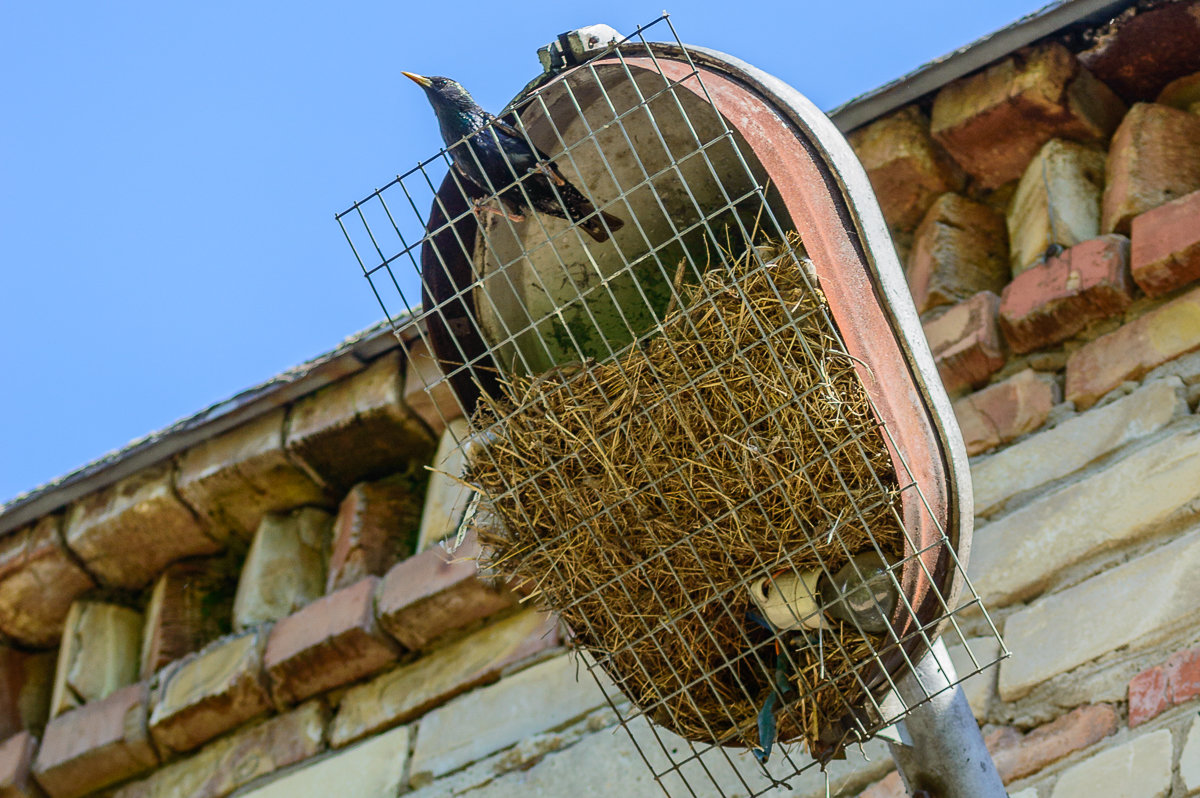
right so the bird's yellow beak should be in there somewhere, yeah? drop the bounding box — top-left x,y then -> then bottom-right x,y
402,71 -> 433,88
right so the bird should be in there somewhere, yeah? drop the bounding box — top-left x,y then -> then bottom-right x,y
403,71 -> 624,243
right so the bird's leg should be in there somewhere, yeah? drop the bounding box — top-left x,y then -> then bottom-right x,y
471,198 -> 524,223
529,160 -> 566,187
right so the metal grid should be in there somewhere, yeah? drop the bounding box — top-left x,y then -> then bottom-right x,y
337,15 -> 1004,796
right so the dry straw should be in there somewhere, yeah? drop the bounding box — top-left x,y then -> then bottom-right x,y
466,232 -> 904,756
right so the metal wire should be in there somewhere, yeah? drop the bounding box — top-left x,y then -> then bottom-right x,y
336,15 -> 1005,797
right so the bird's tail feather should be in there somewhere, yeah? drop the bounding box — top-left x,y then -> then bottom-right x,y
579,209 -> 625,243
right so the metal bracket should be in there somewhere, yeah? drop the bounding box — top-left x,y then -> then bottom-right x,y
537,24 -> 621,73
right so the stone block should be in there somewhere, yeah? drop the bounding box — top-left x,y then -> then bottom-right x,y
847,105 -> 966,232
999,235 -> 1134,354
989,704 -> 1118,783
1007,139 -> 1107,275
416,418 -> 474,551
1078,2 -> 1200,101
1128,665 -> 1169,728
1131,188 -> 1200,297
327,470 -> 425,593
418,711 -> 891,798
264,577 -> 400,706
236,724 -> 409,798
403,338 -> 464,438
0,732 -> 42,798
285,350 -> 436,493
63,462 -> 220,590
1101,102 -> 1200,235
1183,714 -> 1200,794
0,648 -> 54,738
952,369 -> 1058,456
32,682 -> 157,798
139,558 -> 235,680
49,602 -> 142,719
407,654 -> 613,783
999,527 -> 1200,700
946,636 -> 1001,719
905,193 -> 1009,314
931,42 -> 1125,188
972,378 -> 1182,515
176,408 -> 330,541
148,629 -> 271,754
971,421 -> 1200,607
233,508 -> 330,631
331,608 -> 557,747
1049,729 -> 1172,798
112,701 -> 326,798
1065,284 -> 1200,408
0,517 -> 94,648
921,291 -> 1006,394
1157,70 -> 1200,111
375,530 -> 514,650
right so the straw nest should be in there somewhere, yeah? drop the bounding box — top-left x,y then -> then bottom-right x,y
465,233 -> 904,756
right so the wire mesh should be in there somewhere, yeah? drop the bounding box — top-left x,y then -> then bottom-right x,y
337,15 -> 1005,796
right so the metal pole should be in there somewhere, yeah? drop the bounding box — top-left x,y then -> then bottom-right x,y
887,639 -> 1007,797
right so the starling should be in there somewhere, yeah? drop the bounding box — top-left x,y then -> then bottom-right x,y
404,72 -> 624,243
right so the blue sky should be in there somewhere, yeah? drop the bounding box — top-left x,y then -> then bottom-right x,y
0,1 -> 1048,503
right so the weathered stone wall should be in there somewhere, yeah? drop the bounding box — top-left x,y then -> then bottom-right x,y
0,3 -> 1198,797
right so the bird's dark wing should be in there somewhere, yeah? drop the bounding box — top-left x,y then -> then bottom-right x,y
487,114 -> 554,162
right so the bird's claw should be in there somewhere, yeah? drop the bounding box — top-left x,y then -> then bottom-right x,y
530,160 -> 566,187
471,198 -> 524,223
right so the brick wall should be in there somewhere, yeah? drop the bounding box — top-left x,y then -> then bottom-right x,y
0,4 -> 1198,798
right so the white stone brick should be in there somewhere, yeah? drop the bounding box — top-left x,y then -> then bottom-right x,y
408,654 -> 611,782
1049,729 -> 1172,798
946,636 -> 1002,718
971,379 -> 1183,515
1000,528 -> 1200,700
971,422 -> 1200,607
417,714 -> 890,798
1182,714 -> 1200,794
417,418 -> 473,551
239,724 -> 409,798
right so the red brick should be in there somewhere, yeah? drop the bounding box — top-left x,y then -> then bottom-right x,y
32,683 -> 158,798
264,577 -> 400,706
1165,646 -> 1200,705
999,235 -> 1134,354
1131,188 -> 1200,297
0,732 -> 42,798
1078,2 -> 1200,102
905,193 -> 1009,314
63,463 -> 221,590
848,105 -> 966,232
376,531 -> 515,650
404,339 -> 464,438
148,630 -> 272,755
859,770 -> 903,798
1128,665 -> 1170,727
327,473 -> 425,594
0,518 -> 94,648
952,369 -> 1058,456
989,704 -> 1118,782
0,649 -> 54,739
140,559 -> 234,680
286,350 -> 436,493
922,291 -> 1006,394
1102,103 -> 1200,235
1065,284 -> 1200,408
931,42 -> 1126,188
